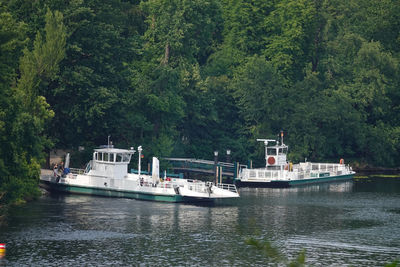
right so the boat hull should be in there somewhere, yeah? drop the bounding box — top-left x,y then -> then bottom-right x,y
234,173 -> 354,188
40,180 -> 213,203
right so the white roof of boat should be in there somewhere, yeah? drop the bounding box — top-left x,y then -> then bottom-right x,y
94,147 -> 135,153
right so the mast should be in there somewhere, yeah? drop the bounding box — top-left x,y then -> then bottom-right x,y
138,146 -> 142,176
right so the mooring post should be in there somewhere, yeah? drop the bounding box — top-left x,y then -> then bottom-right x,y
214,151 -> 218,184
233,162 -> 239,179
138,146 -> 142,176
226,149 -> 231,163
219,166 -> 223,184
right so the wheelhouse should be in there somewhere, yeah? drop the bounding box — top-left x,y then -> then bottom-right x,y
93,148 -> 135,165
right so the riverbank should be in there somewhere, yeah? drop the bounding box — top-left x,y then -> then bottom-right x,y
0,193 -> 6,227
352,165 -> 400,175
355,174 -> 400,179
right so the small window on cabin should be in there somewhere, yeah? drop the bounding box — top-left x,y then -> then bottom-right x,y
278,148 -> 287,155
95,152 -> 98,160
99,153 -> 103,161
267,148 -> 277,155
110,153 -> 114,162
116,154 -> 123,162
104,153 -> 109,162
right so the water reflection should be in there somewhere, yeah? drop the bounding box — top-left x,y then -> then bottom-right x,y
239,181 -> 353,196
30,194 -> 241,238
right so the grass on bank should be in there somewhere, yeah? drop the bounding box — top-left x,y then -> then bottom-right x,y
355,174 -> 400,179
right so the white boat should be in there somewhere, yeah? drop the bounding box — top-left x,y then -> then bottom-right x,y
234,132 -> 355,187
40,146 -> 239,202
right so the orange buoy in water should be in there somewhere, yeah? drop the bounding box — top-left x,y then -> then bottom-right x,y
0,243 -> 5,258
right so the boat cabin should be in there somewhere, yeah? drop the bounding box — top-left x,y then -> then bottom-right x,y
258,135 -> 288,170
88,147 -> 135,179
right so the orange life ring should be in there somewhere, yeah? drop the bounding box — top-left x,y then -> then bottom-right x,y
267,157 -> 276,165
339,158 -> 344,164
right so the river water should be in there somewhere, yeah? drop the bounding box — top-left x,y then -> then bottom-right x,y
1,177 -> 399,266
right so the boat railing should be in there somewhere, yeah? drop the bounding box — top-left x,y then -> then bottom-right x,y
84,160 -> 93,173
188,183 -> 208,193
308,163 -> 348,174
141,179 -> 209,192
240,162 -> 351,181
295,163 -> 351,177
137,180 -> 173,189
216,183 -> 238,193
241,169 -> 283,181
69,168 -> 85,175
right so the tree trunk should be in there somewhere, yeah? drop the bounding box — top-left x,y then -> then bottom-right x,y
163,42 -> 170,65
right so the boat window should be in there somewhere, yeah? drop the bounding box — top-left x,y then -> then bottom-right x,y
110,153 -> 114,162
279,148 -> 288,154
94,152 -> 98,160
312,164 -> 318,170
116,154 -> 123,162
122,154 -> 131,162
267,166 -> 281,171
99,153 -> 103,161
104,153 -> 109,162
267,148 -> 277,155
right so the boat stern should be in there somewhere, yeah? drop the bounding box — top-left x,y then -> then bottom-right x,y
211,183 -> 240,198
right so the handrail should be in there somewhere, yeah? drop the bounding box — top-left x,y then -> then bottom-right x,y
216,183 -> 238,193
240,162 -> 352,181
84,160 -> 93,173
163,157 -> 234,166
69,168 -> 84,175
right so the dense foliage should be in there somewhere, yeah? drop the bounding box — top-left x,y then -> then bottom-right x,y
1,0 -> 400,204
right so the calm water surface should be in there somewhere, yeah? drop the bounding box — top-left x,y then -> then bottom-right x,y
1,177 -> 399,266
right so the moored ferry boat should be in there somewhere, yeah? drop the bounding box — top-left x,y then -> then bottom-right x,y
40,145 -> 239,202
234,132 -> 355,188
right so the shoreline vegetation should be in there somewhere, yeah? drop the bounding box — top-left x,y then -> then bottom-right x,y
353,167 -> 400,176
354,174 -> 400,179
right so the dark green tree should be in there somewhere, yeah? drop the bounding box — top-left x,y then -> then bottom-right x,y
0,8 -> 63,204
49,0 -> 140,148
